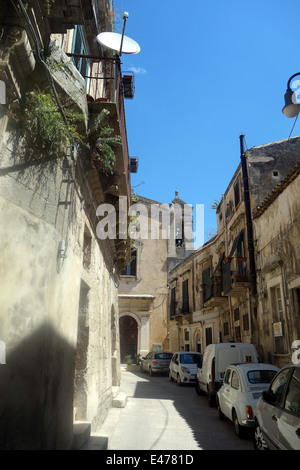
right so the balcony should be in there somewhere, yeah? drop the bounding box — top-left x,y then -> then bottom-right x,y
64,53 -> 135,204
222,257 -> 251,296
63,53 -> 134,270
203,278 -> 228,307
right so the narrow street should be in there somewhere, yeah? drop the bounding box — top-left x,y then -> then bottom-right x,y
97,367 -> 253,451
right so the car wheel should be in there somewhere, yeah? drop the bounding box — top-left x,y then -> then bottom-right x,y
169,370 -> 174,382
233,409 -> 244,438
217,400 -> 225,420
253,423 -> 268,450
177,374 -> 182,386
195,381 -> 202,395
208,392 -> 216,407
149,367 -> 153,376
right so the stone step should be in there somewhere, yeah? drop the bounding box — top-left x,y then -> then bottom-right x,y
112,391 -> 127,408
71,421 -> 91,450
81,434 -> 108,450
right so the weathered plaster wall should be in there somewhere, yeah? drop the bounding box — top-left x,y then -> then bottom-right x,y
253,171 -> 300,367
0,157 -> 119,447
0,56 -> 120,450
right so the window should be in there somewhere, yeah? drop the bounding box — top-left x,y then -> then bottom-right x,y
234,308 -> 240,322
234,179 -> 240,207
243,313 -> 250,331
223,322 -> 229,337
247,370 -> 278,384
72,25 -> 90,83
284,368 -> 300,416
269,368 -> 290,406
205,327 -> 212,346
170,287 -> 176,318
231,370 -> 240,390
224,369 -> 231,385
202,267 -> 212,302
121,249 -> 137,276
292,288 -> 300,320
182,279 -> 189,312
155,353 -> 173,360
235,326 -> 241,342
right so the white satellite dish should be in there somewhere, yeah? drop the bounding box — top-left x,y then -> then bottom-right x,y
97,32 -> 140,55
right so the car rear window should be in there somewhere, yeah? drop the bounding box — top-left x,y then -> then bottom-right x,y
154,353 -> 173,360
247,369 -> 278,384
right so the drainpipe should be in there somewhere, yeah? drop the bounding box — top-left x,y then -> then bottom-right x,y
240,135 -> 256,343
223,192 -> 234,341
239,135 -> 257,296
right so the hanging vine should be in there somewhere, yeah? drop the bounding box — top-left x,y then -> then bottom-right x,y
20,87 -> 84,159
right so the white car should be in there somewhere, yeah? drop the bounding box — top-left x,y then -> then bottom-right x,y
217,363 -> 279,437
169,352 -> 203,386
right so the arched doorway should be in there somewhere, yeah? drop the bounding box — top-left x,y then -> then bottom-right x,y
119,315 -> 138,363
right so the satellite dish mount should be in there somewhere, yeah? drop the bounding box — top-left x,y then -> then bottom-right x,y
96,11 -> 140,56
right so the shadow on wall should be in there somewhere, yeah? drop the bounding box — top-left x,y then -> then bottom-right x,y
0,322 -> 75,450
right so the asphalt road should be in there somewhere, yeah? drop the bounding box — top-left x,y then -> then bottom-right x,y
97,367 -> 254,451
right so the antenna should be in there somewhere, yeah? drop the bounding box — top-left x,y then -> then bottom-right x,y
96,12 -> 140,56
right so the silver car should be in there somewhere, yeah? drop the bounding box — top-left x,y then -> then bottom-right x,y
254,364 -> 300,450
140,352 -> 173,376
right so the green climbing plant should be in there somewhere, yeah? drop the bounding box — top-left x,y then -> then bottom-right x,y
21,88 -> 84,158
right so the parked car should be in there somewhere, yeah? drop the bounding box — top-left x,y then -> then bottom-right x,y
169,352 -> 203,385
140,352 -> 173,376
217,363 -> 279,437
196,342 -> 260,406
253,364 -> 300,450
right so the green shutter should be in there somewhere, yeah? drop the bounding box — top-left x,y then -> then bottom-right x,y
182,279 -> 189,313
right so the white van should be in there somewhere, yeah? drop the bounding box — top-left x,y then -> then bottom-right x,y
196,342 -> 259,406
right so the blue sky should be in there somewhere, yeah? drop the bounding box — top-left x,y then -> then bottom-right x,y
112,0 -> 300,245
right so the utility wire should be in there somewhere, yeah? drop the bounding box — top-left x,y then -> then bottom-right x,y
288,114 -> 298,139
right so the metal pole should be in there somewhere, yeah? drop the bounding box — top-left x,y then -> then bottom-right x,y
119,12 -> 129,56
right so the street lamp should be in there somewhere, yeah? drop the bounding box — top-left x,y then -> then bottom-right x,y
282,73 -> 300,117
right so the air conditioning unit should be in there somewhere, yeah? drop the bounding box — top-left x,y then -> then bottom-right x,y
129,157 -> 138,173
122,73 -> 135,99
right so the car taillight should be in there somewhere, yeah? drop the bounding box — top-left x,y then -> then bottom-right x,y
246,406 -> 253,419
211,357 -> 215,382
152,360 -> 158,364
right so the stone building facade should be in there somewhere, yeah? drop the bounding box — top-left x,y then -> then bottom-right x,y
253,160 -> 300,367
0,0 -> 133,449
168,136 -> 300,369
118,192 -> 193,361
